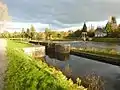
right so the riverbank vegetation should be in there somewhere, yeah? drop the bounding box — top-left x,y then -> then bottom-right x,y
71,47 -> 120,59
71,47 -> 120,66
5,40 -> 86,90
92,37 -> 120,43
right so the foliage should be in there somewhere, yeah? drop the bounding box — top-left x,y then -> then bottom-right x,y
87,30 -> 95,37
105,22 -> 112,36
21,28 -> 26,38
45,28 -> 52,40
82,73 -> 104,90
5,40 -> 87,90
25,28 -> 31,39
74,29 -> 82,37
92,38 -> 120,43
71,47 -> 120,58
105,16 -> 120,37
30,25 -> 36,39
0,31 -> 11,38
35,33 -> 45,40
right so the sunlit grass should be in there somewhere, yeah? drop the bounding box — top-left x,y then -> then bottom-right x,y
71,47 -> 120,58
7,39 -> 32,48
5,40 -> 87,90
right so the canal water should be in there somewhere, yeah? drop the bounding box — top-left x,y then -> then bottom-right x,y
45,55 -> 120,90
35,40 -> 120,90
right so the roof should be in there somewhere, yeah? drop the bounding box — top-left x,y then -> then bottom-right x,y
95,27 -> 107,33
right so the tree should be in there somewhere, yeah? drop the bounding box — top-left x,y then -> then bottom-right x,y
30,25 -> 36,39
106,16 -> 118,37
21,28 -> 25,38
1,31 -> 10,38
26,28 -> 30,39
87,29 -> 95,37
74,29 -> 82,37
57,33 -> 62,38
109,16 -> 117,24
105,22 -> 112,37
45,28 -> 51,40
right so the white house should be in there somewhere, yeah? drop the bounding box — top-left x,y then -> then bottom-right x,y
95,27 -> 107,37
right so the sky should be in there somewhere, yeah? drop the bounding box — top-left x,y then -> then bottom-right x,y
3,0 -> 120,29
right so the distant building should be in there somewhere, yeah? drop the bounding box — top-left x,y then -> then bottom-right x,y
95,27 -> 107,37
81,22 -> 88,41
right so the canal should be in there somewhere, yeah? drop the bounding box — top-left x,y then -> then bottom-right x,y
31,40 -> 120,90
45,54 -> 120,90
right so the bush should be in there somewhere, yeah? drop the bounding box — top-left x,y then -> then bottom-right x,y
82,73 -> 104,90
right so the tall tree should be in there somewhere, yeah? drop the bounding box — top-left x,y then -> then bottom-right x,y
108,16 -> 117,32
74,29 -> 82,37
30,25 -> 36,39
21,28 -> 25,38
105,22 -> 112,36
26,28 -> 30,39
87,29 -> 95,37
109,16 -> 117,24
45,28 -> 51,40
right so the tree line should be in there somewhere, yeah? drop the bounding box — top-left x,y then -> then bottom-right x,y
1,16 -> 120,40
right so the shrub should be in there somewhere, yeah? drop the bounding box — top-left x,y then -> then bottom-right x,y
82,73 -> 104,90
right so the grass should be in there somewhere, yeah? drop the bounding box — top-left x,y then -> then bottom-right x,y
5,40 -> 86,90
71,47 -> 120,59
92,38 -> 120,43
7,39 -> 32,48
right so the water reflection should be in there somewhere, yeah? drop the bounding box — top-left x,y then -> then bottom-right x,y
45,55 -> 120,90
113,74 -> 120,90
47,52 -> 70,61
55,53 -> 70,61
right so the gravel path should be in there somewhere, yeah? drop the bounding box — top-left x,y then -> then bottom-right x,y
0,39 -> 7,90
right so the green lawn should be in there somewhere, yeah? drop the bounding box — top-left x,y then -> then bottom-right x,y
5,40 -> 86,90
7,39 -> 32,48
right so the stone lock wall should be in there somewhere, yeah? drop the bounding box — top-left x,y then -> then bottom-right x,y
55,44 -> 70,53
23,45 -> 45,58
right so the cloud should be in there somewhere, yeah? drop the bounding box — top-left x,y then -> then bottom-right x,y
92,0 -> 120,3
4,0 -> 120,29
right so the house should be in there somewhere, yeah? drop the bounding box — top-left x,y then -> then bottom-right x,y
95,27 -> 107,37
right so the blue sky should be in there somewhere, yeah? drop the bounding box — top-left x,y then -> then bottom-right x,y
4,0 -> 120,29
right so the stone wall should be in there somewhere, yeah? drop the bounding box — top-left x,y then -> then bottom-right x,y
23,45 -> 45,58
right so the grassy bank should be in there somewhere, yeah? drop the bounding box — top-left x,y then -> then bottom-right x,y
5,40 -> 86,90
71,47 -> 120,66
51,37 -> 82,41
92,38 -> 120,43
71,47 -> 120,59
